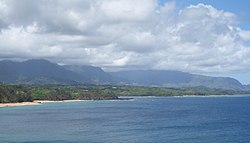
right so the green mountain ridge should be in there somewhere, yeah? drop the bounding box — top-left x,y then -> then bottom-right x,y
109,70 -> 244,90
63,65 -> 118,84
0,59 -> 246,89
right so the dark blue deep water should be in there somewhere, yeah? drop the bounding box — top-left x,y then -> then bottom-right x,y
1,95 -> 250,143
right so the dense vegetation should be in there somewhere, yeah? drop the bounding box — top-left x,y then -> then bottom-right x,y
0,84 -> 117,103
1,84 -> 250,103
0,84 -> 33,103
78,85 -> 250,96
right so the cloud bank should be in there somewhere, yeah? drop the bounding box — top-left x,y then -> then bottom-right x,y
0,0 -> 250,73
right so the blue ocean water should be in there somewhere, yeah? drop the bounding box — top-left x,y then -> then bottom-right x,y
1,95 -> 250,143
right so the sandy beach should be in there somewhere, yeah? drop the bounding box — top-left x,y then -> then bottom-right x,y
0,100 -> 85,107
0,102 -> 41,107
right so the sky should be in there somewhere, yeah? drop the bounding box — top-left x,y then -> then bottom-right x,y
0,0 -> 250,84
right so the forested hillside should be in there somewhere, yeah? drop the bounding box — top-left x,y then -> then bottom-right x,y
1,84 -> 249,103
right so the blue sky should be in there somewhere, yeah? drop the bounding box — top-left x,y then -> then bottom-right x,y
160,0 -> 250,30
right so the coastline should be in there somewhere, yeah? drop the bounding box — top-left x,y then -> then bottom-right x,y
0,98 -> 130,108
0,102 -> 40,107
0,100 -> 85,107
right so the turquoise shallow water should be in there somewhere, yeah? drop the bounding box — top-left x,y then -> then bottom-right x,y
1,95 -> 250,143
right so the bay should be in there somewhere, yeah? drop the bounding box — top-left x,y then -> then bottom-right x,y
1,95 -> 250,143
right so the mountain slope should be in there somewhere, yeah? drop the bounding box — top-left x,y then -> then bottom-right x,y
0,59 -> 245,89
0,59 -> 88,84
110,70 -> 244,89
63,65 -> 117,84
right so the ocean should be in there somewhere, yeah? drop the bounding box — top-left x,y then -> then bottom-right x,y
1,95 -> 250,143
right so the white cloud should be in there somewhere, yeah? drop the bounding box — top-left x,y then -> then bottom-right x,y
0,0 -> 250,73
239,29 -> 250,41
97,0 -> 156,22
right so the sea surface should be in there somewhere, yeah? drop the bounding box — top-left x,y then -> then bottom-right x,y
1,95 -> 250,143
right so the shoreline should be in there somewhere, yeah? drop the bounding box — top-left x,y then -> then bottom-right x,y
0,98 -> 130,108
0,101 -> 41,107
0,100 -> 85,107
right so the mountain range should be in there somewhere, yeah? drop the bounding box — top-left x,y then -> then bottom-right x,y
0,59 -> 247,89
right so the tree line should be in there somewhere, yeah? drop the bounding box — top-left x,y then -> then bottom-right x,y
1,84 -> 250,103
